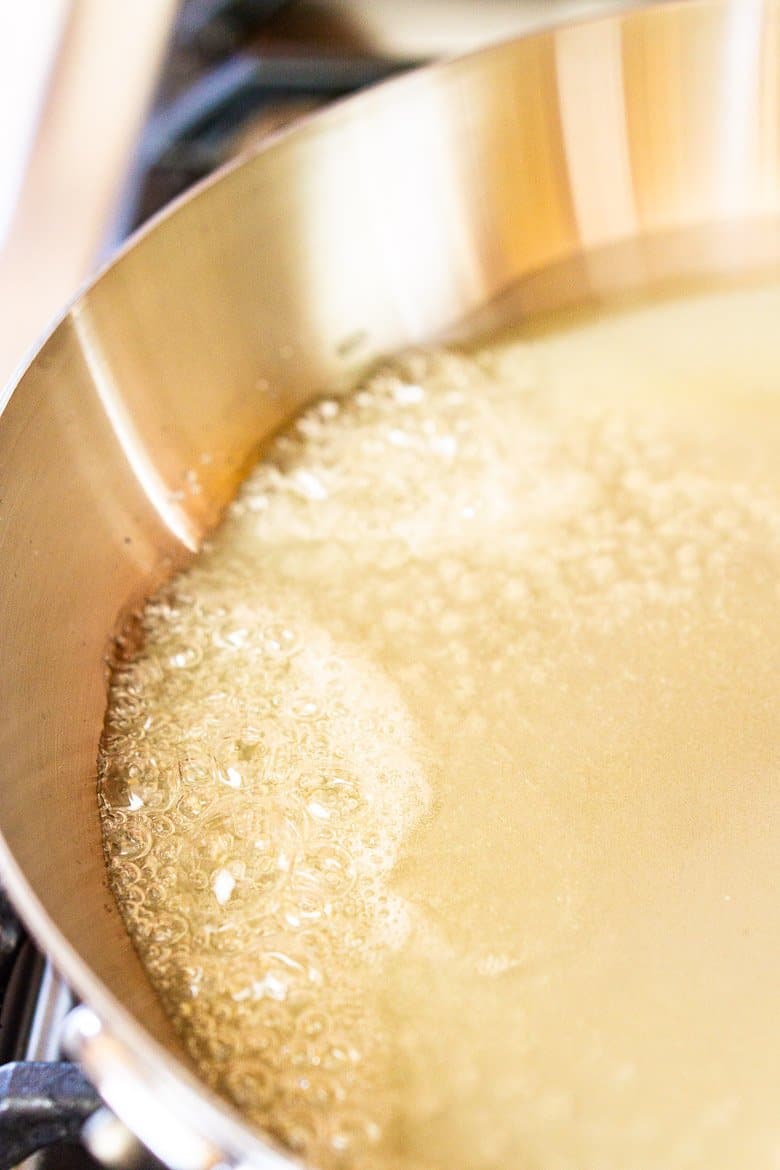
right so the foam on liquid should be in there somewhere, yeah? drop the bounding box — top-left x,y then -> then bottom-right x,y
100,280 -> 780,1170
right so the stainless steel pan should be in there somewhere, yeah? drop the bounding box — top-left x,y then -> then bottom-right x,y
2,1 -> 780,1164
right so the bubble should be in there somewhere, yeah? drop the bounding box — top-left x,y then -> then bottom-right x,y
328,1111 -> 382,1152
222,1060 -> 276,1110
175,756 -> 207,785
261,624 -> 297,658
291,845 -> 356,898
149,912 -> 189,945
296,1008 -> 330,1040
176,790 -> 213,821
168,645 -> 202,669
112,823 -> 152,861
272,1107 -> 320,1153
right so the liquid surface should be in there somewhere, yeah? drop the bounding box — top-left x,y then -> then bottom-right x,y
101,280 -> 780,1170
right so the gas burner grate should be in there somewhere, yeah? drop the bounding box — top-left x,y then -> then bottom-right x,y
114,0 -> 416,239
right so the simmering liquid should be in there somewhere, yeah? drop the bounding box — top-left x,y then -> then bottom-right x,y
100,279 -> 780,1170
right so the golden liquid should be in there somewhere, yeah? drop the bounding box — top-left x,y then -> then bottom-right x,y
100,279 -> 780,1170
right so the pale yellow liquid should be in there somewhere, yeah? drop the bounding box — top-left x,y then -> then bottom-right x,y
100,279 -> 780,1170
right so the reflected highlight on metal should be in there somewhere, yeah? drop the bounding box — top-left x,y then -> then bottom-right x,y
71,305 -> 200,552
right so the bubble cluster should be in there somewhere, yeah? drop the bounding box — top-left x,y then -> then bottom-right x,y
101,598 -> 429,1163
101,283 -> 780,1170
